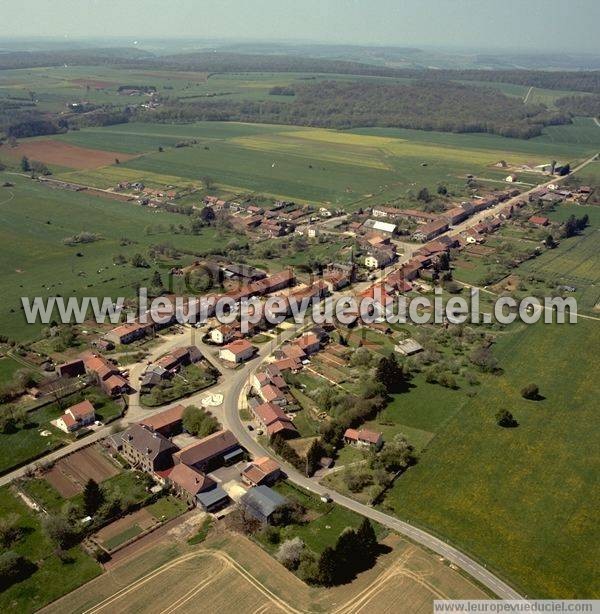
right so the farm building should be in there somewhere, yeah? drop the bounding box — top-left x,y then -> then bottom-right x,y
139,404 -> 186,437
395,338 -> 424,356
363,219 -> 396,235
240,485 -> 288,524
412,220 -> 449,242
56,359 -> 86,378
252,402 -> 299,439
172,430 -> 243,472
529,215 -> 550,226
103,321 -> 153,345
167,463 -> 216,507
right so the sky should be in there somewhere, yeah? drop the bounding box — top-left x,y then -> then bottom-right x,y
0,0 -> 599,53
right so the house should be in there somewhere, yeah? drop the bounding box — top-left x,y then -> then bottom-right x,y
156,345 -> 202,372
259,384 -> 288,406
395,338 -> 424,356
294,332 -> 321,356
529,215 -> 550,226
253,403 -> 298,439
167,463 -> 216,507
241,457 -> 281,487
173,430 -> 243,472
104,322 -> 153,345
442,207 -> 470,225
412,220 -> 449,242
56,359 -> 86,379
139,404 -> 185,436
362,219 -> 396,235
344,428 -> 383,449
210,324 -> 238,345
55,400 -> 96,433
240,485 -> 288,524
83,354 -> 129,396
384,270 -> 413,293
365,248 -> 397,269
140,365 -> 169,389
322,272 -> 350,293
219,339 -> 255,364
119,424 -> 178,473
505,174 -> 518,183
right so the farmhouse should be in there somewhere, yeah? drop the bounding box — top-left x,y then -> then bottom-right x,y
156,345 -> 202,372
55,400 -> 96,433
219,339 -> 255,364
241,457 -> 281,487
240,485 -> 288,524
173,429 -> 243,472
344,428 -> 383,449
365,247 -> 397,269
394,209 -> 439,224
119,424 -> 178,473
294,332 -> 321,355
442,207 -> 470,225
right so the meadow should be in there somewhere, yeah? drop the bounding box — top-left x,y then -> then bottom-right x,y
0,175 -> 237,341
382,319 -> 600,598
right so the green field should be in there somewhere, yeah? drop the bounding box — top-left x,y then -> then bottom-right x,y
0,174 -> 237,341
382,320 -> 600,598
0,485 -> 101,613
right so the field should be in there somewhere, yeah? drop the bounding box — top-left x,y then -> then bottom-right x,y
382,319 -> 600,598
44,445 -> 121,497
0,485 -> 101,613
0,174 -> 237,341
2,140 -> 134,169
41,531 -> 487,614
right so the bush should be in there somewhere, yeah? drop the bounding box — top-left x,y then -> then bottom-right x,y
521,383 -> 540,400
0,551 -> 36,589
495,409 -> 518,428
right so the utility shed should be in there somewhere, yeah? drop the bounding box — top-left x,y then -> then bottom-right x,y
240,485 -> 287,524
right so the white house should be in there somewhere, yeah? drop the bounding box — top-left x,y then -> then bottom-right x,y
219,339 -> 255,363
55,400 -> 96,433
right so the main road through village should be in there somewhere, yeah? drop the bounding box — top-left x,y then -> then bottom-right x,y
5,156 -> 598,597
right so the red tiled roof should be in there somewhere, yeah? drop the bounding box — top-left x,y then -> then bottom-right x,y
67,400 -> 95,419
140,404 -> 185,431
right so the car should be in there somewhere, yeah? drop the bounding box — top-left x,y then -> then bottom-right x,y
320,494 -> 332,503
247,424 -> 254,431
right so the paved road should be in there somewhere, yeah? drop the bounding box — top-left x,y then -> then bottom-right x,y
218,336 -> 524,600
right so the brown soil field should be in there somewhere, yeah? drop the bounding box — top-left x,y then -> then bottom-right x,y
466,244 -> 496,257
3,140 -> 134,169
70,79 -> 118,89
42,532 -> 488,614
95,509 -> 156,545
45,445 -> 120,497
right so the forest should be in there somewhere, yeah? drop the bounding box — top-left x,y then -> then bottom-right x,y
145,79 -> 571,139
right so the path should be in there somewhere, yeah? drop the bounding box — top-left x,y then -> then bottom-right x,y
523,86 -> 534,104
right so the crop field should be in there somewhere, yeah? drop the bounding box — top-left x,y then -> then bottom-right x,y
32,120 -> 589,208
383,319 -> 600,598
42,532 -> 487,614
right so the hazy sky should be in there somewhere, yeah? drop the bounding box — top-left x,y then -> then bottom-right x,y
1,0 -> 599,52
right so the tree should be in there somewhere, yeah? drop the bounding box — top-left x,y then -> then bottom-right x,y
150,270 -> 163,290
130,253 -> 149,268
545,234 -> 557,249
276,537 -> 305,570
83,479 -> 104,517
375,354 -> 406,394
495,409 -> 517,428
376,434 -> 416,472
317,546 -> 337,586
437,184 -> 448,196
199,206 -> 215,224
202,176 -> 213,190
182,405 -> 219,438
42,514 -> 79,549
521,383 -> 540,400
0,551 -> 36,590
356,518 -> 378,563
417,187 -> 431,203
20,156 -> 30,172
0,513 -> 21,548
270,501 -> 305,526
305,438 -> 326,477
558,163 -> 570,176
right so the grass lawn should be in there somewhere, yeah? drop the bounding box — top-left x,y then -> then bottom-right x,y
0,387 -> 119,475
0,355 -> 22,380
146,496 -> 187,521
382,319 -> 600,598
103,524 -> 143,551
0,486 -> 101,613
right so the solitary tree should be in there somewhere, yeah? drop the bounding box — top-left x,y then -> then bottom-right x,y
83,479 -> 104,517
521,383 -> 540,400
20,156 -> 30,172
356,517 -> 378,563
495,409 -> 517,428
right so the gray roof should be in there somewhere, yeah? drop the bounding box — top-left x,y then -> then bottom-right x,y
241,485 -> 287,519
196,484 -> 228,508
121,424 -> 178,460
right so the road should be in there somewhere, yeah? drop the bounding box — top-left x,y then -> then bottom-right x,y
217,335 -> 524,600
